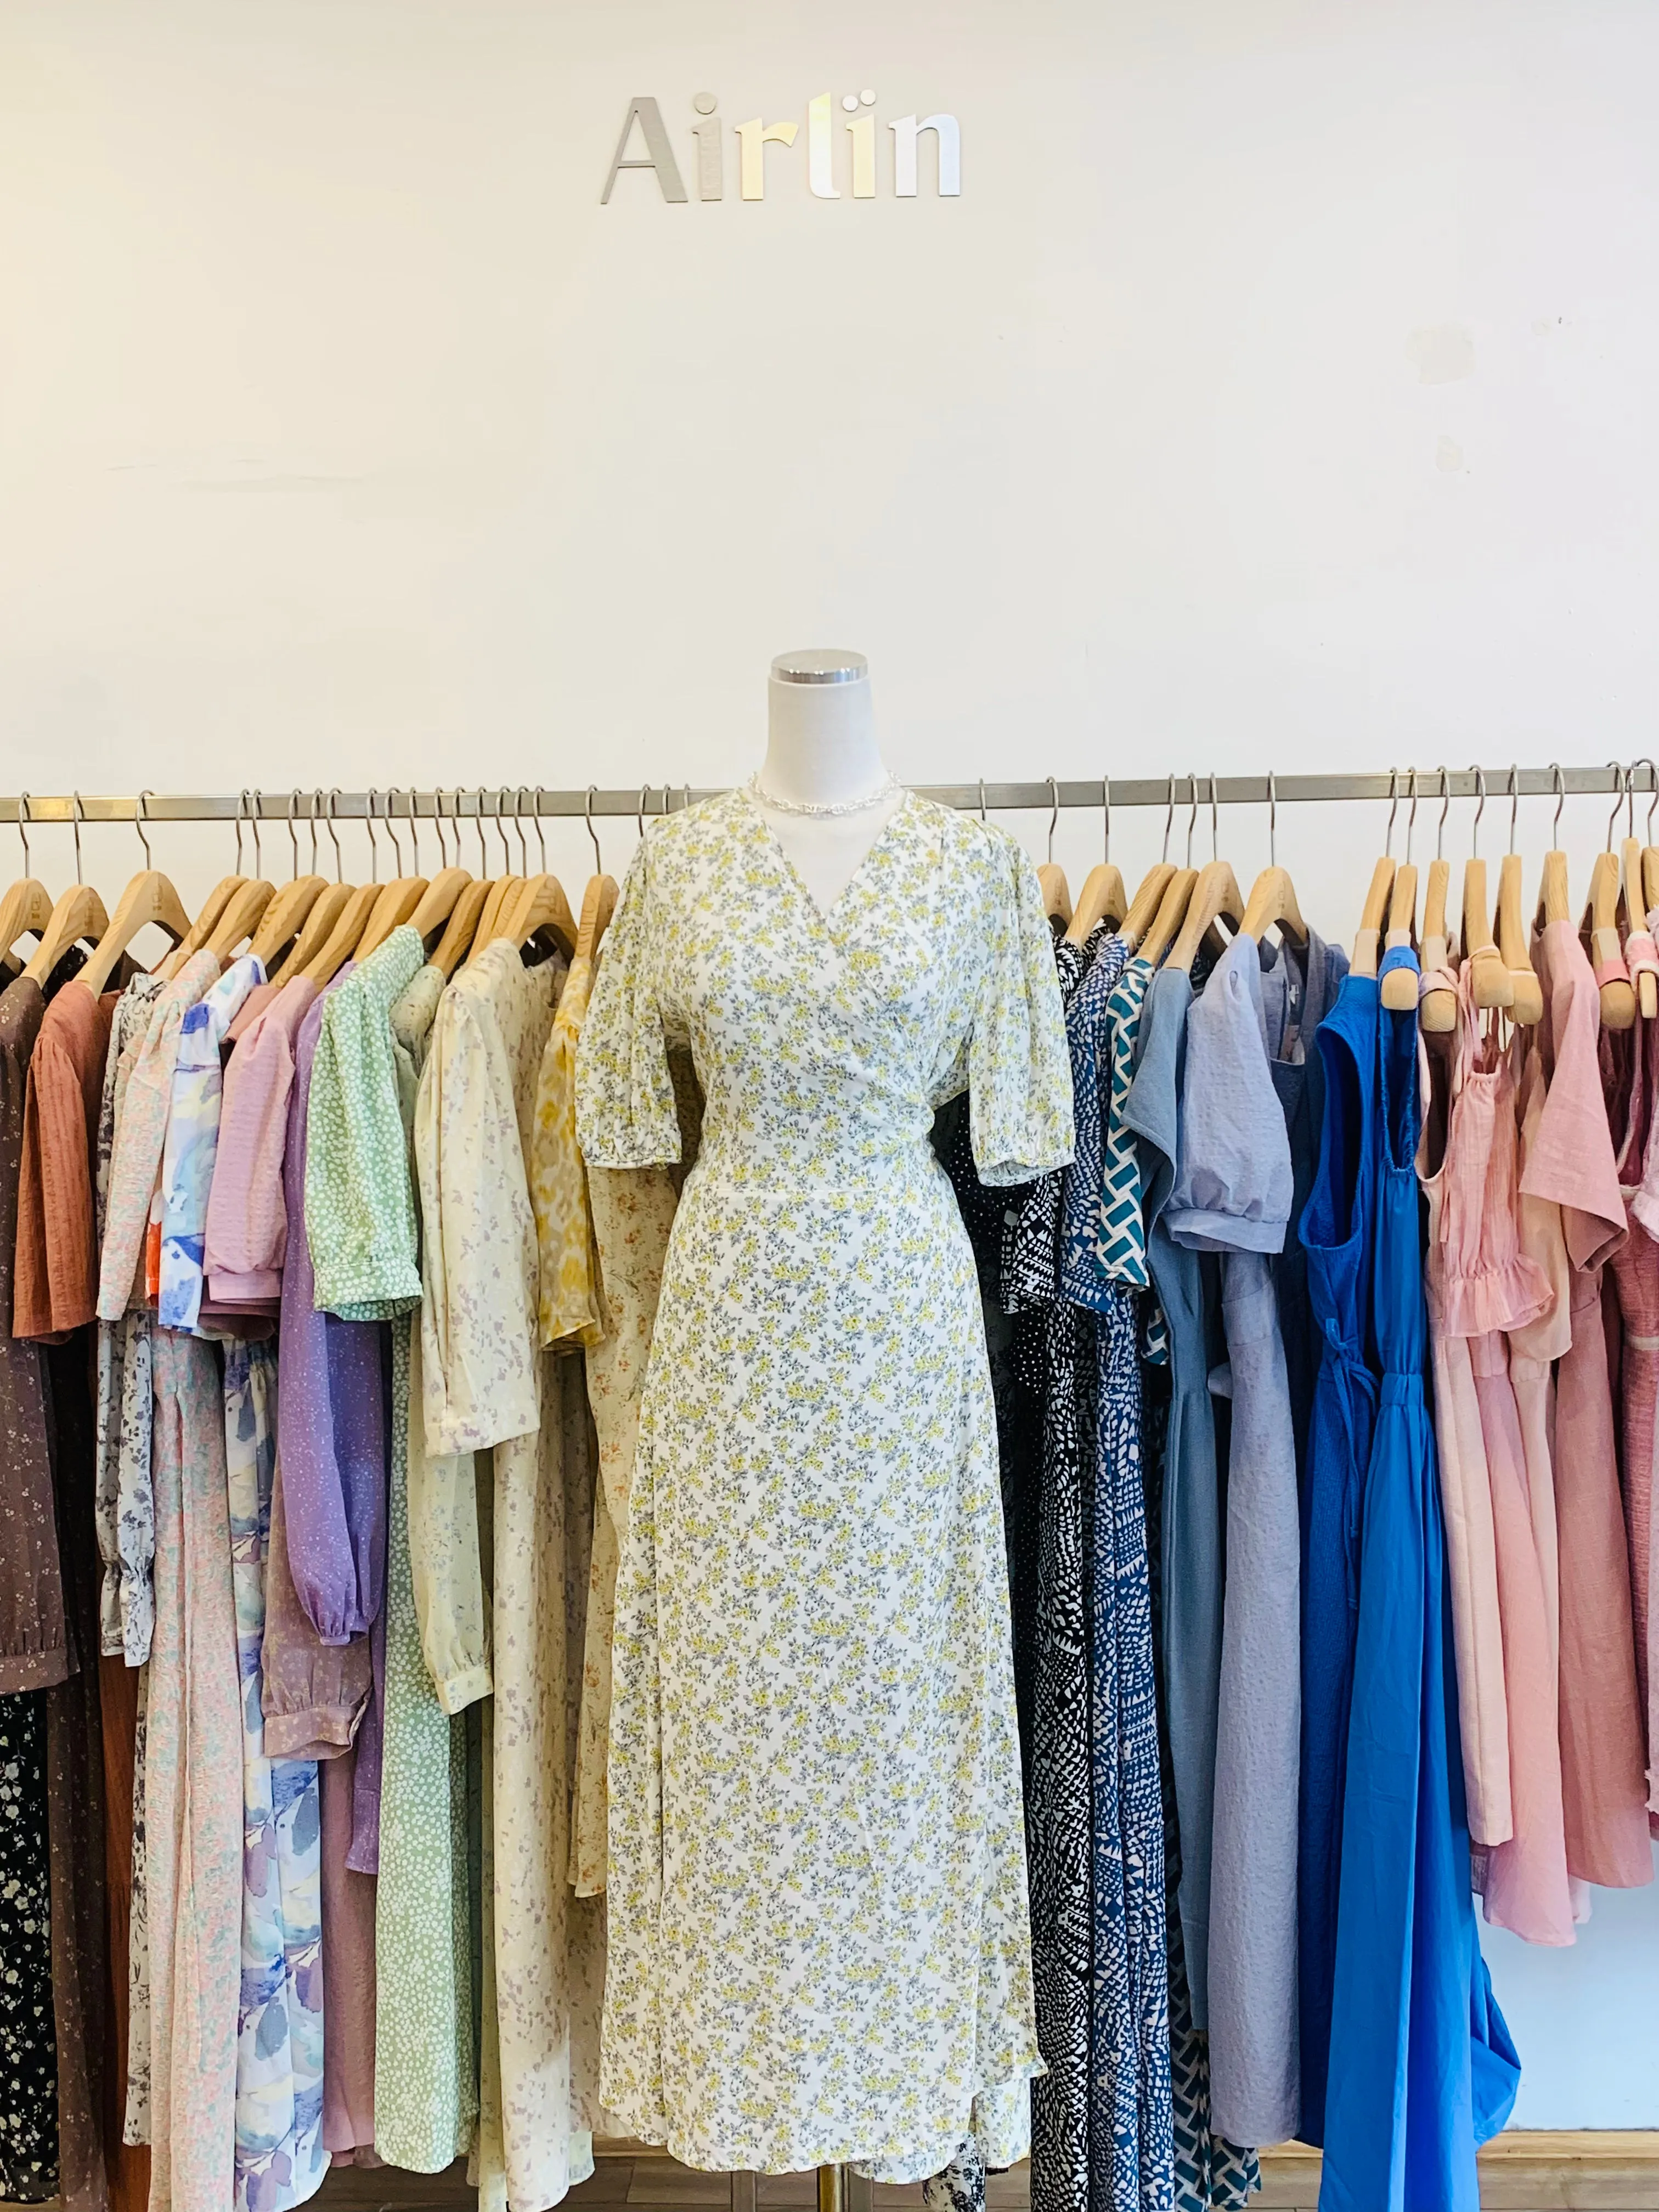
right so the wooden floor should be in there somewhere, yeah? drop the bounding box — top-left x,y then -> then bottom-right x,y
314,2135 -> 1659,2212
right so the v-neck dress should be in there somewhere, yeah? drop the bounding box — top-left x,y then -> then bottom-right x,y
577,788 -> 1073,2179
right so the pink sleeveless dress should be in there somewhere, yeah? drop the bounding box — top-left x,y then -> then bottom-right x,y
1526,919 -> 1651,1889
1416,982 -> 1511,1853
1609,1002 -> 1659,1821
1437,973 -> 1573,1943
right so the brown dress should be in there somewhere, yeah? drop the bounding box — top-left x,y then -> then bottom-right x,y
0,977 -> 67,1689
15,979 -> 117,2212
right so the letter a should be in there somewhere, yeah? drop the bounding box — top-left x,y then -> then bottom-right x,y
601,97 -> 689,204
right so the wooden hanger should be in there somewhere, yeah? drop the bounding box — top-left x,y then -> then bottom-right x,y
353,792 -> 430,960
1241,866 -> 1309,950
159,874 -> 244,982
299,882 -> 381,989
1585,849 -> 1635,1030
1622,823 -> 1657,1022
244,797 -> 325,972
76,868 -> 192,998
431,878 -> 491,979
1036,779 -> 1071,926
1494,854 -> 1542,1025
408,866 -> 470,944
1115,861 -> 1175,954
0,877 -> 52,965
22,882 -> 109,987
471,875 -> 523,956
207,879 -> 275,961
1166,859 -> 1243,975
267,883 -> 354,988
1350,858 -> 1394,981
573,875 -> 619,964
1137,866 -> 1197,969
498,873 -> 578,958
1419,855 -> 1458,1034
1460,857 -> 1513,1010
1378,860 -> 1419,1012
1065,862 -> 1126,946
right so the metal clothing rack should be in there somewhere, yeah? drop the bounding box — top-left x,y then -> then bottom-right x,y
0,765 -> 1644,826
3,761 -> 1640,2212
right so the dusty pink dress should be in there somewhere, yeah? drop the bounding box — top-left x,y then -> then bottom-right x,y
1607,1012 -> 1659,1822
1525,920 -> 1652,1889
1417,983 -> 1511,1852
1435,973 -> 1572,1942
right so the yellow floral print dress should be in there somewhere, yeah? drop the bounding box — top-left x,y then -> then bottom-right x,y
575,787 -> 1074,2180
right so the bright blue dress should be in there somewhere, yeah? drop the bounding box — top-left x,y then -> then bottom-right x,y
1317,946 -> 1520,2212
1296,970 -> 1379,2148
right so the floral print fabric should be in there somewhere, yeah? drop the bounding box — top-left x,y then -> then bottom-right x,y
531,950 -> 604,1352
418,939 -> 603,2212
0,1686 -> 57,2200
305,927 -> 425,1321
158,956 -> 264,1335
225,1340 -> 327,2212
575,789 -> 1072,2176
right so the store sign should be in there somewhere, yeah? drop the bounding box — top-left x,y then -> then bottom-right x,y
601,93 -> 961,203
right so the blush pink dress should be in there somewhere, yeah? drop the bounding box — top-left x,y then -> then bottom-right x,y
1525,920 -> 1652,1890
1417,980 -> 1511,1853
1435,972 -> 1572,1943
1609,1003 -> 1659,1822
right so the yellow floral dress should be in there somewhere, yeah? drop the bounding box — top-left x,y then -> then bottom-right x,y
575,787 -> 1073,2180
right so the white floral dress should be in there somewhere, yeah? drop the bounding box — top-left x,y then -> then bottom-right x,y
575,787 -> 1073,2179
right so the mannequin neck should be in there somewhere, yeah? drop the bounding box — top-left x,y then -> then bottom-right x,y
758,672 -> 887,808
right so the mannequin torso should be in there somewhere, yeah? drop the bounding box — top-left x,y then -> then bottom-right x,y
750,650 -> 904,916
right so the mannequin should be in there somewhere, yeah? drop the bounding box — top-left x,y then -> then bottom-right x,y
749,648 -> 906,914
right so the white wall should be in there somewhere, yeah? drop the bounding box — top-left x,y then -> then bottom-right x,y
3,0 -> 1658,2126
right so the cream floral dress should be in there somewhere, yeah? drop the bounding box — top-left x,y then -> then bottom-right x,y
575,787 -> 1073,2179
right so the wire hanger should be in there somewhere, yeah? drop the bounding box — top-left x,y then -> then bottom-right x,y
1066,774 -> 1130,944
1036,776 -> 1073,926
0,791 -> 53,976
1379,769 -> 1423,1012
1241,765 -> 1309,950
24,793 -> 112,987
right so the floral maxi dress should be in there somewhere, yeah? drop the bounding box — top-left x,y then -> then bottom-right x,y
575,788 -> 1074,2179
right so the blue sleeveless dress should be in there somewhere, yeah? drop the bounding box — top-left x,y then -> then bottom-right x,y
1317,945 -> 1520,2212
1296,969 -> 1380,2148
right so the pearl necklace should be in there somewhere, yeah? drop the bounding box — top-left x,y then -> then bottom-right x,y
747,770 -> 902,818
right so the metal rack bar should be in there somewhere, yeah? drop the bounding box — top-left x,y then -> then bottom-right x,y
0,765 -> 1646,825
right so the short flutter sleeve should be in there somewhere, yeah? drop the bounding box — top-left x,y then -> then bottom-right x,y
576,839 -> 681,1170
968,830 -> 1075,1187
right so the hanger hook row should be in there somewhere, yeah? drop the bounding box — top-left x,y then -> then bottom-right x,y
1436,766 -> 1451,861
637,783 -> 650,841
1046,776 -> 1060,864
1508,764 -> 1520,856
1549,762 -> 1565,846
15,793 -> 29,876
134,790 -> 151,870
1385,768 -> 1400,858
1102,773 -> 1111,865
1471,765 -> 1486,857
1185,772 -> 1199,868
586,785 -> 603,874
1267,769 -> 1277,867
1403,767 -> 1418,865
1163,773 -> 1176,865
1635,758 -> 1659,843
978,778 -> 987,825
525,788 -> 546,871
1209,771 -> 1219,862
70,791 -> 84,884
